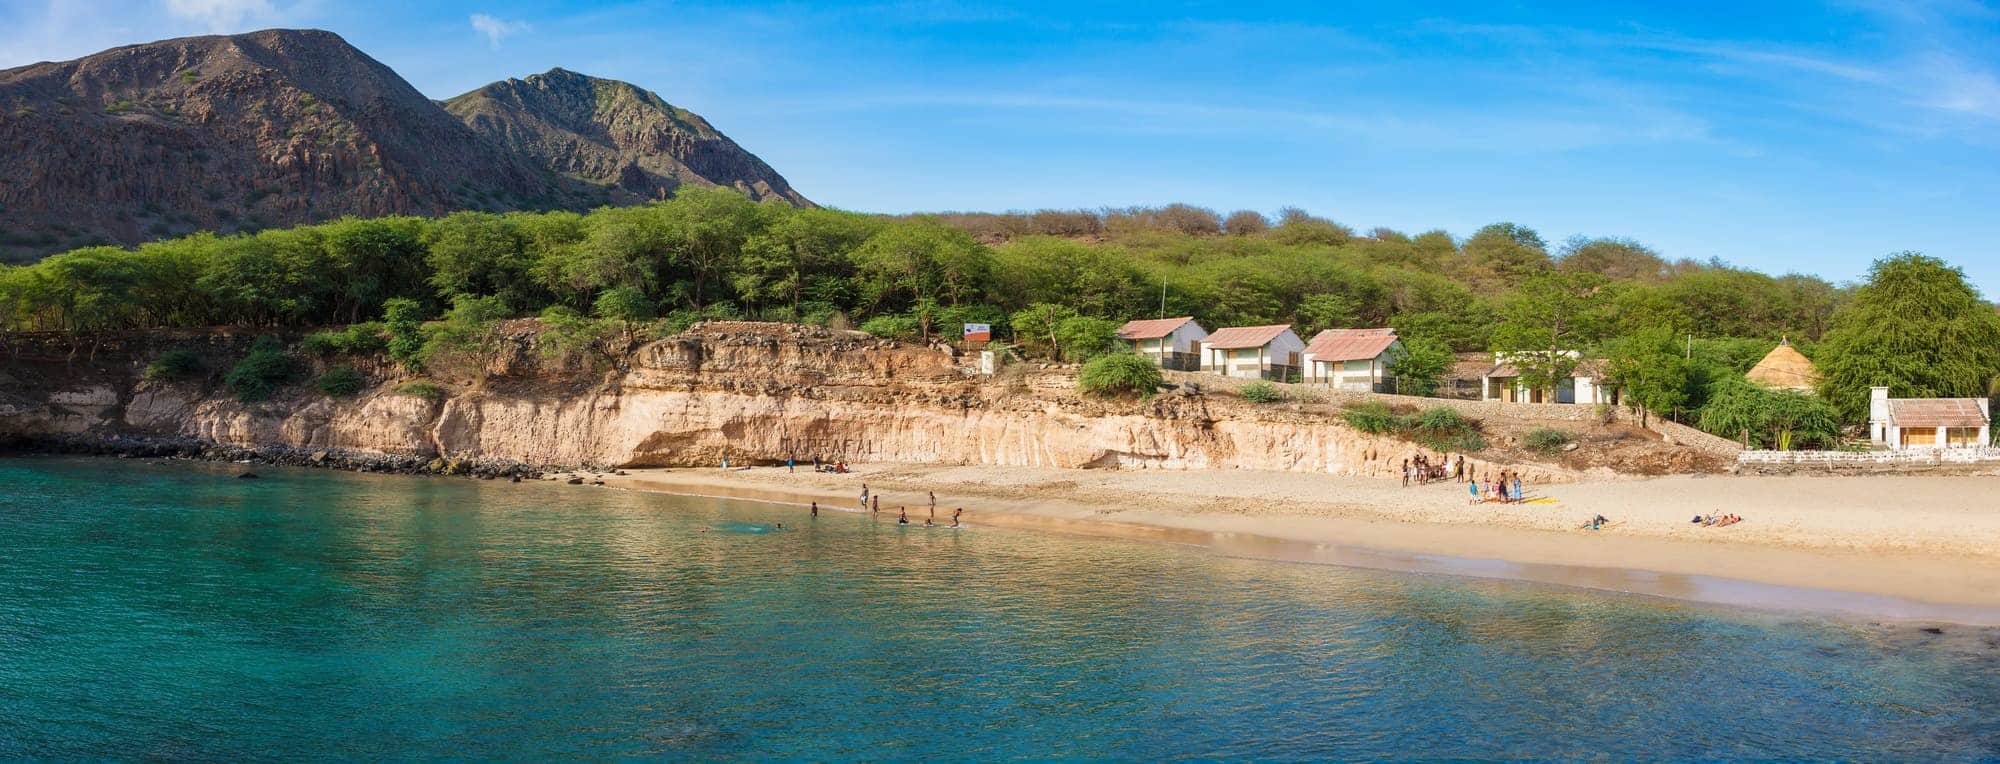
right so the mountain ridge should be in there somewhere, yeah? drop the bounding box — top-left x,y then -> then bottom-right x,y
0,29 -> 807,263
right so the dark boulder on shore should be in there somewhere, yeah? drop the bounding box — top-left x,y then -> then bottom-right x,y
3,434 -> 554,484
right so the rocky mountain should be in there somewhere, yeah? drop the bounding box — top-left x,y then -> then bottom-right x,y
0,29 -> 807,263
444,68 -> 808,206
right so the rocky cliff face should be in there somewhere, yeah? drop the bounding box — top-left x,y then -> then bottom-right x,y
443,68 -> 808,206
0,323 -> 1588,482
0,30 -> 807,263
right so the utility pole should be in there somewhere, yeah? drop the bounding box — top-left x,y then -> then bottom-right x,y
1686,333 -> 1693,360
1160,276 -> 1168,319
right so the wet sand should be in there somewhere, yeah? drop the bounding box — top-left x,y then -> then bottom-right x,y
589,464 -> 2000,622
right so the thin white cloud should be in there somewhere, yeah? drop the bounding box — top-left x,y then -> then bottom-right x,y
470,13 -> 530,49
164,0 -> 278,32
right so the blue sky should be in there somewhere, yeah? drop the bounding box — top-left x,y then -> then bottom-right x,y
4,1 -> 1998,295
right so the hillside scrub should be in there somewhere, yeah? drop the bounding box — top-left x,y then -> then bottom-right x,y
224,336 -> 295,402
1238,381 -> 1283,403
1342,402 -> 1488,452
142,349 -> 203,380
5,187 -> 1994,436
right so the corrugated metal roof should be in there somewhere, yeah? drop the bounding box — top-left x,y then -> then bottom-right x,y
1888,398 -> 1989,428
1116,317 -> 1196,340
1203,324 -> 1294,349
1304,329 -> 1399,362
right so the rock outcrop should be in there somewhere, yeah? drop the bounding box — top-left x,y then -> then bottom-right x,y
0,323 -> 1602,483
443,68 -> 808,206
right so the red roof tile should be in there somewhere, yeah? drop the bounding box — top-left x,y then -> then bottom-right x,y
1304,329 -> 1399,362
1888,398 -> 1989,428
1203,324 -> 1294,349
1116,316 -> 1197,340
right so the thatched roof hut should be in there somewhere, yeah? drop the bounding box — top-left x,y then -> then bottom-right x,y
1746,339 -> 1818,391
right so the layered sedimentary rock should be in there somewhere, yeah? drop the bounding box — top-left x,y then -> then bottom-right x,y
1,323 -> 1595,482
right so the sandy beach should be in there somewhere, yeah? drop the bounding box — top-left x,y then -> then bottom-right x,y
590,463 -> 2000,619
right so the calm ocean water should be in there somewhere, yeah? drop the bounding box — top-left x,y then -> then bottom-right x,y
1,457 -> 1997,760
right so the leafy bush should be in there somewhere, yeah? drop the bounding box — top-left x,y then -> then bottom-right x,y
225,336 -> 294,402
859,313 -> 923,341
1239,381 -> 1283,404
143,349 -> 203,381
395,381 -> 446,400
1411,406 -> 1468,434
1342,402 -> 1487,452
1077,354 -> 1164,400
1342,402 -> 1401,434
1524,427 -> 1575,455
315,366 -> 366,396
383,298 -> 425,371
300,322 -> 387,356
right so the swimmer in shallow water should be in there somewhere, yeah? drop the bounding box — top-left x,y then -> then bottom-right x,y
810,502 -> 818,518
952,508 -> 962,528
897,507 -> 909,525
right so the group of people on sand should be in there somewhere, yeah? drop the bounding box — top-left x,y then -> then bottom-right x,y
1466,471 -> 1527,504
1401,453 -> 1466,486
1693,513 -> 1743,527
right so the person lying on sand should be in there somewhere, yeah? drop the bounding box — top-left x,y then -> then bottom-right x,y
1578,514 -> 1610,531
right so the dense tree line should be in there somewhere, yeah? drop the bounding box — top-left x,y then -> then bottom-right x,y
4,189 -> 1993,443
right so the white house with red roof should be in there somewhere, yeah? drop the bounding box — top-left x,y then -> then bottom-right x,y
1200,324 -> 1305,380
1302,328 -> 1403,392
1115,316 -> 1208,371
1869,386 -> 1991,450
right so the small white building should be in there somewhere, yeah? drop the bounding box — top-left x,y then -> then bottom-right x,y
1116,316 -> 1208,371
1302,328 -> 1402,392
1869,386 -> 1991,450
1200,324 -> 1305,380
1481,353 -> 1619,405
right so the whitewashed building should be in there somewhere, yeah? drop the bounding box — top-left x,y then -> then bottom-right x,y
1869,386 -> 1991,450
1481,353 -> 1619,405
1302,328 -> 1402,392
1116,316 -> 1208,371
1200,324 -> 1305,380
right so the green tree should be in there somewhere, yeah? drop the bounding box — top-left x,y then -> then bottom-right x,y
382,298 -> 426,372
1388,335 -> 1452,396
1488,271 -> 1612,397
1053,315 -> 1121,362
1816,253 -> 2000,421
1698,378 -> 1840,450
1604,326 -> 1693,425
594,287 -> 655,347
1462,222 -> 1550,287
656,187 -> 766,311
738,207 -> 875,320
1557,236 -> 1668,283
854,221 -> 994,340
1009,303 -> 1078,360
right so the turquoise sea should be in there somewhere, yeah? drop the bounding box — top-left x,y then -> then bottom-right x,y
1,456 -> 1997,760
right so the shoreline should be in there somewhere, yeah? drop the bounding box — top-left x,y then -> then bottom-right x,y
592,464 -> 2000,625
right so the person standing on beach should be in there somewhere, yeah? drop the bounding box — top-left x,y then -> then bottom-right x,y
928,491 -> 937,514
871,495 -> 880,513
788,457 -> 795,474
952,508 -> 962,528
1401,459 -> 1410,487
860,483 -> 869,511
810,502 -> 818,518
1512,475 -> 1524,504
